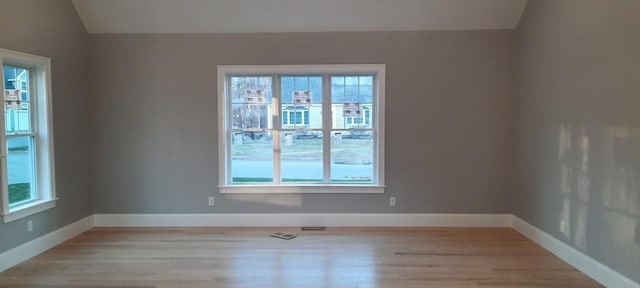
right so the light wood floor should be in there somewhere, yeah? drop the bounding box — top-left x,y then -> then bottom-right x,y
0,227 -> 603,288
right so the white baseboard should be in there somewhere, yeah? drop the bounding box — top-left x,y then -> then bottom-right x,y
511,215 -> 640,288
0,214 -> 95,272
94,213 -> 512,227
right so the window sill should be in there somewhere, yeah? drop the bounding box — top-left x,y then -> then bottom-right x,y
219,185 -> 385,194
2,198 -> 57,223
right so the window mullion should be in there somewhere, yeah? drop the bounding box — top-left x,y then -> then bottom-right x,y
29,70 -> 38,197
29,70 -> 38,135
0,64 -> 9,213
322,74 -> 331,184
374,72 -> 385,186
5,132 -> 37,138
273,75 -> 281,184
225,76 -> 233,185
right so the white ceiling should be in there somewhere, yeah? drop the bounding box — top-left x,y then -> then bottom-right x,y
72,0 -> 528,34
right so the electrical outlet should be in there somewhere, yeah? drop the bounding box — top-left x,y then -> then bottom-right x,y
27,220 -> 33,232
208,196 -> 215,206
389,197 -> 396,207
560,220 -> 566,233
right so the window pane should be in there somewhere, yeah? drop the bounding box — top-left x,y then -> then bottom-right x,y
231,132 -> 273,183
230,76 -> 272,130
331,130 -> 373,183
4,65 -> 32,134
281,76 -> 322,129
331,75 -> 374,129
7,136 -> 36,204
281,134 -> 323,183
291,111 -> 302,124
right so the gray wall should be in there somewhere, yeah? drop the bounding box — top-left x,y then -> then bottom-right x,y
90,31 -> 516,214
1,0 -> 636,283
0,0 -> 93,253
514,0 -> 640,283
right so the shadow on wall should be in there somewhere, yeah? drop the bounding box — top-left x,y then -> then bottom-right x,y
226,193 -> 303,208
557,123 -> 640,275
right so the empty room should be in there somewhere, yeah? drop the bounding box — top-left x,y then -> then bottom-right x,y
0,0 -> 639,287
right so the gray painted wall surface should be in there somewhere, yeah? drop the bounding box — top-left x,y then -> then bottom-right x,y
90,31 -> 516,214
1,0 -> 637,284
514,0 -> 640,283
0,0 -> 93,253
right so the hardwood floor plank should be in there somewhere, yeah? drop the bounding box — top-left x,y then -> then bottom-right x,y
0,227 -> 603,288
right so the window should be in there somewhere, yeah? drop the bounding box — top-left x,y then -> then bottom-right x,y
344,108 -> 371,127
282,109 -> 309,126
0,49 -> 55,223
218,65 -> 385,193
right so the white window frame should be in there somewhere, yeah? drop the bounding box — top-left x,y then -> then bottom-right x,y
0,49 -> 56,223
217,64 -> 385,194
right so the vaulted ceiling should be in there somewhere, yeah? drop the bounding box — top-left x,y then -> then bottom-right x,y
72,0 -> 528,34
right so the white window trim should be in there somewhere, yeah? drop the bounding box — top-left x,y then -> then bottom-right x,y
0,48 -> 56,223
217,64 -> 385,194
